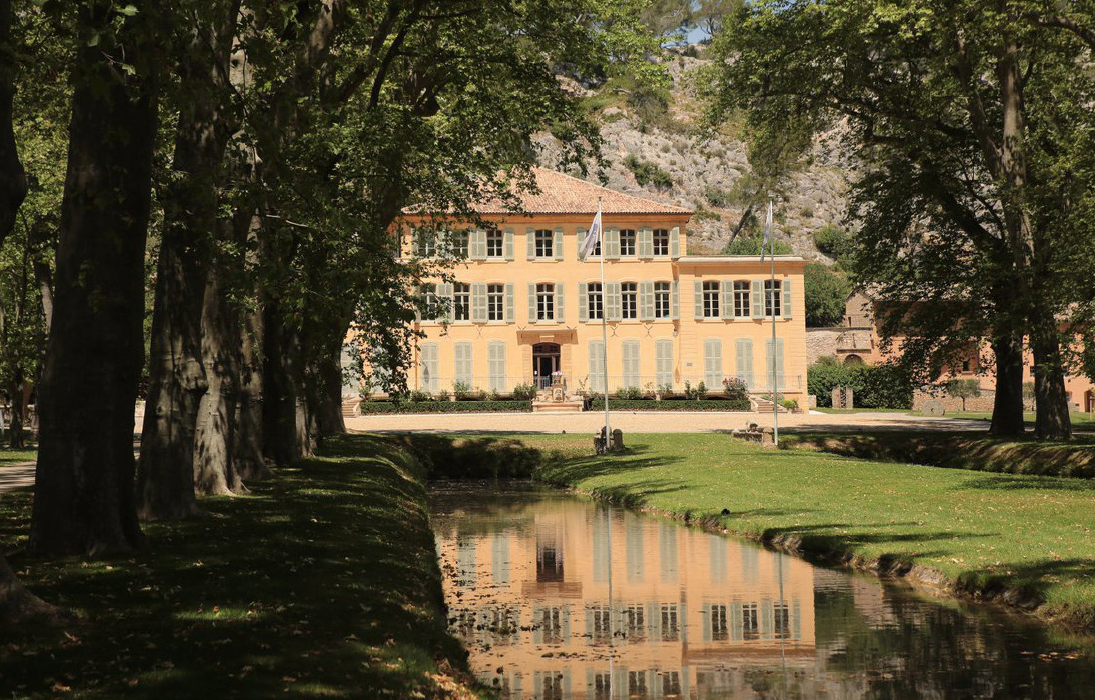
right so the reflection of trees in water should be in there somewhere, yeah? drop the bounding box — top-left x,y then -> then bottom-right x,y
815,583 -> 1095,699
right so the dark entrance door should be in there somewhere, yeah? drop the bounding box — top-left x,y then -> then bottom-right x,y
532,343 -> 561,389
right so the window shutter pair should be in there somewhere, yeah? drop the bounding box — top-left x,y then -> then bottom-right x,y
622,340 -> 640,388
471,283 -> 487,323
606,282 -> 622,321
556,283 -> 565,322
578,283 -> 589,322
693,281 -> 704,319
655,340 -> 673,387
503,228 -> 514,260
703,339 -> 723,387
735,339 -> 754,390
782,279 -> 793,319
488,342 -> 506,392
454,343 -> 472,387
554,228 -> 564,261
669,227 -> 681,258
588,341 -> 605,393
720,280 -> 733,320
639,281 -> 654,321
604,228 -> 621,259
638,228 -> 654,257
526,227 -> 536,259
505,283 -> 514,322
469,229 -> 486,260
765,338 -> 785,391
752,280 -> 764,317
527,283 -> 538,324
671,281 -> 679,319
437,282 -> 454,322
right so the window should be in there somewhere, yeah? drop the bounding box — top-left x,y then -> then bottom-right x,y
660,603 -> 679,642
710,604 -> 729,641
621,283 -> 638,319
487,284 -> 504,321
587,282 -> 604,320
654,282 -> 671,319
653,229 -> 669,256
764,279 -> 782,317
742,602 -> 759,641
774,603 -> 791,640
451,230 -> 469,257
453,283 -> 470,321
624,605 -> 646,641
414,230 -> 436,258
534,229 -> 553,257
486,228 -> 503,257
733,281 -> 750,317
536,283 -> 555,321
703,281 -> 720,318
619,229 -> 636,256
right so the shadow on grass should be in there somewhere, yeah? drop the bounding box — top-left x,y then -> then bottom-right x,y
956,474 -> 1095,492
0,435 -> 476,699
956,558 -> 1095,617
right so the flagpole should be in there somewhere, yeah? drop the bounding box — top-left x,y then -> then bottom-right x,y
598,196 -> 611,449
768,194 -> 779,446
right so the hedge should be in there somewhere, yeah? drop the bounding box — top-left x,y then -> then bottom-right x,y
588,398 -> 751,411
357,400 -> 532,414
807,363 -> 913,409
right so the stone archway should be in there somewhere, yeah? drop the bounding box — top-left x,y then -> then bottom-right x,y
843,354 -> 864,366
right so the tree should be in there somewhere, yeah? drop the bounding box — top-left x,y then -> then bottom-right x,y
693,0 -> 744,38
724,232 -> 792,255
944,378 -> 982,412
30,0 -> 159,555
813,225 -> 854,268
704,0 -> 1095,439
804,261 -> 850,328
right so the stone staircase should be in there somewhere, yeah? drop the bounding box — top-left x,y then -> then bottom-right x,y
750,396 -> 789,414
341,398 -> 361,417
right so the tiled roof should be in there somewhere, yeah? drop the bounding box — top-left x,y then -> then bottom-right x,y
471,167 -> 693,216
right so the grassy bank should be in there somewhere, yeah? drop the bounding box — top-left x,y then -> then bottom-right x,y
782,430 -> 1095,478
0,445 -> 36,466
0,435 -> 481,699
495,433 -> 1095,631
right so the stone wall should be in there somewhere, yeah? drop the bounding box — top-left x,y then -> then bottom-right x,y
913,387 -> 997,414
806,329 -> 841,364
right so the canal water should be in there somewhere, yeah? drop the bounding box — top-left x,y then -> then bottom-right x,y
431,482 -> 1095,700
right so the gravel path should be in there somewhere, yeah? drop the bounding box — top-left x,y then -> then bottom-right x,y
345,410 -> 988,435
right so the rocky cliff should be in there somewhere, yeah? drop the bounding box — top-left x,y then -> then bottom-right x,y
536,49 -> 851,258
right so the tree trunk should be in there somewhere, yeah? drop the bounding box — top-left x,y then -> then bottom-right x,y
314,344 -> 346,438
30,1 -> 158,556
0,0 -> 24,250
193,265 -> 244,494
8,369 -> 23,448
0,552 -> 69,624
261,299 -> 309,466
135,3 -> 239,517
1031,325 -> 1072,440
234,303 -> 271,481
990,332 -> 1025,437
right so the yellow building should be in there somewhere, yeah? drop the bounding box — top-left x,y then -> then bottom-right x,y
400,169 -> 807,405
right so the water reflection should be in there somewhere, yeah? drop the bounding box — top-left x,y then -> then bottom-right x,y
432,483 -> 1095,699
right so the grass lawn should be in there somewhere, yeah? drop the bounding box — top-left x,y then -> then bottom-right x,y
0,446 -> 36,467
938,411 -> 1095,430
0,434 -> 481,699
507,433 -> 1095,630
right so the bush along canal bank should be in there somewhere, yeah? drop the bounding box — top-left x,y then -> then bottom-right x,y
781,430 -> 1095,478
0,435 -> 483,699
417,432 -> 1095,635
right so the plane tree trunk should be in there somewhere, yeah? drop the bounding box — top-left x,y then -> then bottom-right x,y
990,331 -> 1026,437
29,0 -> 158,556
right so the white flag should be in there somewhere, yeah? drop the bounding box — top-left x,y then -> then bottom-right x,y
578,210 -> 602,261
760,199 -> 773,261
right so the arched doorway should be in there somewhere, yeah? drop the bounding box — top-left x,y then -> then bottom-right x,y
843,354 -> 864,366
532,343 -> 561,389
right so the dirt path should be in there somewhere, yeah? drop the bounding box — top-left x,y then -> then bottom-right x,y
0,461 -> 35,493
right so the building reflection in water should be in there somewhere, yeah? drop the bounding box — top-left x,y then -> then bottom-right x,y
435,494 -> 813,699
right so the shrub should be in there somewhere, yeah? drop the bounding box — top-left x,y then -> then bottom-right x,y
511,382 -> 537,400
782,399 -> 798,411
589,398 -> 750,411
704,185 -> 733,209
696,381 -> 708,400
452,380 -> 471,399
488,389 -> 500,401
943,378 -> 982,411
722,376 -> 749,402
410,389 -> 431,402
358,400 -> 532,414
814,225 -> 854,265
658,382 -> 674,397
618,386 -> 644,400
725,234 -> 793,255
807,362 -> 913,409
623,154 -> 674,190
435,388 -> 450,401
